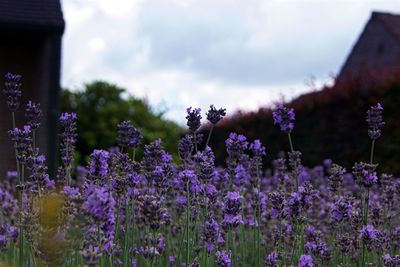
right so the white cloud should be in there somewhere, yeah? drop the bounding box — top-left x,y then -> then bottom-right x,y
60,0 -> 400,124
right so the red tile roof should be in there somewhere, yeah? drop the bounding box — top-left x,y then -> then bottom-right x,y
0,0 -> 64,32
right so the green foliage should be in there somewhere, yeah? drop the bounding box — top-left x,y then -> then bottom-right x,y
61,81 -> 183,163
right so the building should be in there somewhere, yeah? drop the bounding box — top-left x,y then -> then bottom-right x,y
337,11 -> 400,85
0,0 -> 64,178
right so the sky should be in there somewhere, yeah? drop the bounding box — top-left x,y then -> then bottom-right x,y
61,0 -> 400,124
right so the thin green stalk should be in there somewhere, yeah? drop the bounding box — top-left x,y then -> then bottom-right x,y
193,132 -> 198,153
19,165 -> 25,267
287,132 -> 298,190
256,164 -> 261,267
370,138 -> 376,164
123,197 -> 130,266
186,180 -> 191,266
287,132 -> 294,152
205,125 -> 214,149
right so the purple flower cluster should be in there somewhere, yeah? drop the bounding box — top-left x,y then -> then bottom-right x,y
352,162 -> 378,188
206,105 -> 226,124
25,101 -> 42,130
1,84 -> 398,267
272,103 -> 295,133
89,149 -> 110,179
215,249 -> 231,267
82,185 -> 116,254
59,112 -> 77,181
366,103 -> 384,140
222,191 -> 243,229
3,72 -> 22,111
186,107 -> 202,132
9,125 -> 32,164
116,120 -> 142,149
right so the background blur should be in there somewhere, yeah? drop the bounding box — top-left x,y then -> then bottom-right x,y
61,0 -> 400,122
2,0 -> 400,175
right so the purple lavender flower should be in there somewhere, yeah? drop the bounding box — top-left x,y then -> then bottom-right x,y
265,251 -> 278,267
80,245 -> 100,266
9,125 -> 32,164
222,191 -> 243,229
186,107 -> 202,132
83,185 -> 116,253
178,170 -> 202,194
28,154 -> 54,190
137,194 -> 170,230
327,163 -> 346,192
194,146 -> 215,182
215,250 -> 231,267
206,105 -> 226,124
298,254 -> 313,267
169,256 -> 175,267
7,226 -> 18,242
3,72 -> 22,111
366,103 -> 384,139
382,254 -> 400,267
331,196 -> 353,223
25,101 -> 42,130
0,232 -> 7,252
225,132 -> 248,159
249,139 -> 266,157
178,134 -> 194,163
360,225 -> 378,250
202,218 -> 219,254
273,103 -> 295,133
59,112 -> 77,175
352,162 -> 378,188
89,150 -> 110,179
117,120 -> 142,149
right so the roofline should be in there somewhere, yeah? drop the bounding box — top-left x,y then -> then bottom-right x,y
337,11 -> 400,80
336,15 -> 373,80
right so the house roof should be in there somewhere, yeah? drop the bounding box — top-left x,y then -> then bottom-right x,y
0,0 -> 64,33
372,11 -> 400,42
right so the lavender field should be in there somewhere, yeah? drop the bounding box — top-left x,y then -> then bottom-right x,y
1,72 -> 399,267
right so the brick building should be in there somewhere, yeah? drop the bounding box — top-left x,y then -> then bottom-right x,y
337,11 -> 400,85
0,0 -> 64,178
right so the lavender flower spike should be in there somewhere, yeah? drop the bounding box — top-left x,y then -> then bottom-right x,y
366,102 -> 384,140
272,103 -> 295,133
215,250 -> 231,267
59,112 -> 77,169
206,105 -> 226,124
186,107 -> 202,132
3,72 -> 22,111
117,120 -> 142,149
298,254 -> 313,267
25,101 -> 42,130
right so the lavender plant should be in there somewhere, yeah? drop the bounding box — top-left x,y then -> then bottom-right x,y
1,73 -> 399,267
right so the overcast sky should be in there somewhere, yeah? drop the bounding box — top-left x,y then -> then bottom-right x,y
61,0 -> 400,124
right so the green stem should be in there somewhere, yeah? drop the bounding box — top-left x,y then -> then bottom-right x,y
193,132 -> 198,153
19,165 -> 25,267
186,180 -> 191,266
370,139 -> 375,164
205,125 -> 214,149
123,197 -> 130,266
287,132 -> 294,152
